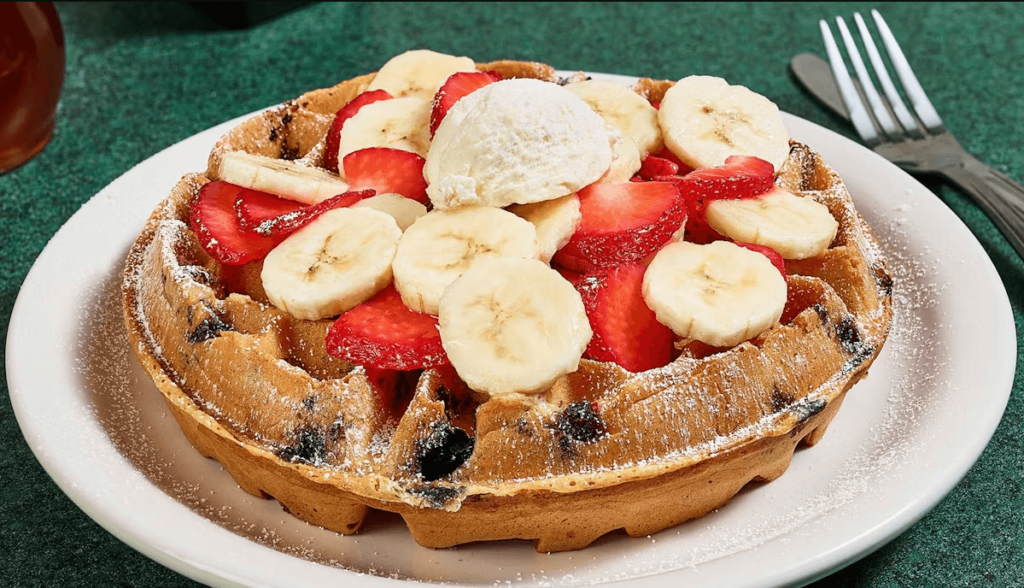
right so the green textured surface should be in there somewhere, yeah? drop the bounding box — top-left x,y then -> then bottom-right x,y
2,2 -> 1023,586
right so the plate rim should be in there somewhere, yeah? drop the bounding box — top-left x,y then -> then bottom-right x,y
5,72 -> 1016,588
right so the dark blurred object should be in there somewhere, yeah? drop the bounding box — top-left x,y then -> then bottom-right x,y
0,2 -> 64,173
188,2 -> 313,29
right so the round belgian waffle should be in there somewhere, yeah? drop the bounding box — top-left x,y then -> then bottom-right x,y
121,59 -> 893,552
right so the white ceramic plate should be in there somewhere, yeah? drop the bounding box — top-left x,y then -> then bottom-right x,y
7,71 -> 1015,588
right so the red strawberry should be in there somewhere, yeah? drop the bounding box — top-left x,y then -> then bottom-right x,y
238,189 -> 376,237
234,189 -> 304,234
734,241 -> 787,281
190,181 -> 283,265
552,181 -> 686,272
573,263 -> 675,372
654,155 -> 774,245
325,286 -> 449,371
650,147 -> 694,176
430,70 -> 503,136
323,89 -> 393,172
637,154 -> 680,180
342,147 -> 429,204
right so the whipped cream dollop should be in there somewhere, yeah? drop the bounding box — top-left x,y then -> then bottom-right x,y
425,78 -> 613,209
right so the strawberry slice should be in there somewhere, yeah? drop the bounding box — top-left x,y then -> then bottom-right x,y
236,189 -> 375,237
637,154 -> 680,180
342,147 -> 429,204
650,147 -> 694,176
734,241 -> 787,281
430,70 -> 503,136
573,263 -> 675,372
234,189 -> 304,234
552,181 -> 686,272
654,155 -> 774,245
190,181 -> 283,265
326,286 -> 449,371
323,89 -> 393,173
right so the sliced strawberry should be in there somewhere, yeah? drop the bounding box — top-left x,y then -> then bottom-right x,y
190,181 -> 283,265
637,154 -> 680,180
325,286 -> 449,371
343,147 -> 429,204
650,147 -> 694,176
573,263 -> 675,372
239,189 -> 376,237
552,181 -> 686,272
654,155 -> 774,245
734,241 -> 787,281
430,70 -> 503,136
323,89 -> 393,173
235,189 -> 304,234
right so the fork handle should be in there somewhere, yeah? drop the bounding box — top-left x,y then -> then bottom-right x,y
938,155 -> 1024,261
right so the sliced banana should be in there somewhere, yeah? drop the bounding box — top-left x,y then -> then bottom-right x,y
508,193 -> 581,263
366,49 -> 476,100
658,75 -> 790,171
261,207 -> 402,321
438,257 -> 592,396
352,192 -> 428,231
642,240 -> 787,348
705,186 -> 839,260
566,79 -> 663,155
596,131 -> 642,184
337,97 -> 431,178
392,206 -> 539,315
219,151 -> 350,205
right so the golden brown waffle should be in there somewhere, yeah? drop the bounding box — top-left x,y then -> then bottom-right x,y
121,59 -> 893,552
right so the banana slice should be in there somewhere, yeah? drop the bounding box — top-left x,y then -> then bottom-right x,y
392,206 -> 539,315
261,207 -> 402,321
658,75 -> 790,171
353,192 -> 428,231
642,240 -> 787,348
438,257 -> 592,396
508,193 -> 581,263
596,131 -> 642,184
366,49 -> 476,100
705,186 -> 839,259
219,151 -> 350,205
566,79 -> 663,155
337,96 -> 431,178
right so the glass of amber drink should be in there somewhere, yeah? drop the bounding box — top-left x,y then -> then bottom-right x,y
0,2 -> 64,173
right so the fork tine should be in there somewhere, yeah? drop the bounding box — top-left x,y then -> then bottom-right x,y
820,19 -> 879,144
871,9 -> 945,132
835,16 -> 900,138
853,12 -> 921,136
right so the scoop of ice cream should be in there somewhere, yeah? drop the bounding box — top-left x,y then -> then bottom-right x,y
425,78 -> 613,209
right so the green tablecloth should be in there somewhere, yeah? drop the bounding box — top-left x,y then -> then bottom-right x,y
2,2 -> 1022,585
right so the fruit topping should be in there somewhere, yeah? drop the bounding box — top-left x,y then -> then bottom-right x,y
237,188 -> 376,237
437,257 -> 592,396
658,75 -> 791,170
430,70 -> 503,137
637,153 -> 680,180
324,89 -> 394,173
565,79 -> 663,155
219,150 -> 350,205
552,180 -> 685,272
260,207 -> 401,321
342,147 -> 429,204
574,263 -> 675,372
325,285 -> 449,370
643,240 -> 787,348
733,241 -> 787,281
190,181 -> 284,265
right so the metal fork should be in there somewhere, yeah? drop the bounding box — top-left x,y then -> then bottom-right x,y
820,10 -> 1024,261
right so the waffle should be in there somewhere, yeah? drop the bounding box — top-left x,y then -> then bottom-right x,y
121,58 -> 893,552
